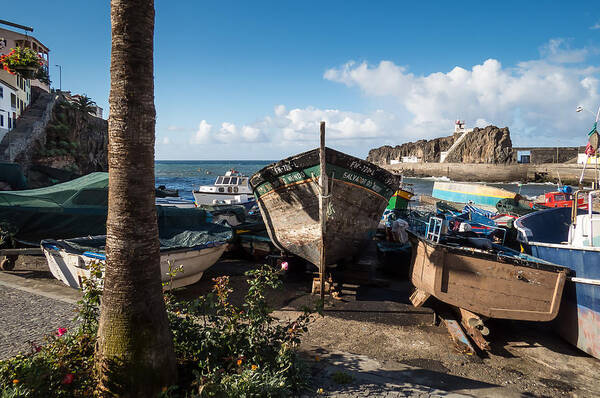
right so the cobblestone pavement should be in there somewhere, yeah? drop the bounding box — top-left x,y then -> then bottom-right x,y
0,284 -> 78,359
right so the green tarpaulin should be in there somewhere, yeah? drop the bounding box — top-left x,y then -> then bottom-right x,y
0,162 -> 28,190
0,172 -> 231,247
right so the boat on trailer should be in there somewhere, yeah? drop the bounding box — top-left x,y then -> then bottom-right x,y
516,190 -> 600,359
250,147 -> 401,267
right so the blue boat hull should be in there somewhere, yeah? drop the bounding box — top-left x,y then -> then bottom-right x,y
527,243 -> 600,359
431,181 -> 515,208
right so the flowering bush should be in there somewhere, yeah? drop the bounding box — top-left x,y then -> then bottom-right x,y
0,47 -> 43,76
165,265 -> 314,396
0,264 -> 316,397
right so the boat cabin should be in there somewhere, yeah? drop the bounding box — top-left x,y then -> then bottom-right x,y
544,191 -> 587,209
198,170 -> 252,194
214,172 -> 249,193
569,214 -> 600,247
545,192 -> 573,207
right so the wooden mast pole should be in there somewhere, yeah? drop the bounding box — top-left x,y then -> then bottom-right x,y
319,121 -> 328,301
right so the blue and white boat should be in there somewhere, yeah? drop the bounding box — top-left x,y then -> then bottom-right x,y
516,191 -> 600,359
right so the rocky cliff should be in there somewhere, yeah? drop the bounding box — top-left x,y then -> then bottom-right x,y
367,135 -> 456,164
0,88 -> 108,188
367,125 -> 514,165
444,125 -> 513,164
30,96 -> 108,175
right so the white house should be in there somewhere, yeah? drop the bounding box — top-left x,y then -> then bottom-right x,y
578,153 -> 599,165
0,78 -> 17,141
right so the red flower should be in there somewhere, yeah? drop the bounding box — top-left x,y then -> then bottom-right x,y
62,373 -> 74,385
56,327 -> 67,337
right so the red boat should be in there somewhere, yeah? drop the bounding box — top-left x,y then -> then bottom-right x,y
541,191 -> 587,209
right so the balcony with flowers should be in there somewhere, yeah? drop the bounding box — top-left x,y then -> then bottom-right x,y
0,47 -> 44,79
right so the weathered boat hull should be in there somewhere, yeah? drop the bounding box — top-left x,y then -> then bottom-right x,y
432,181 -> 516,208
250,148 -> 400,267
408,232 -> 568,321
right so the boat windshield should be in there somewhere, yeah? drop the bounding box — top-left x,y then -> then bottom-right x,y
230,177 -> 238,185
215,177 -> 223,184
553,194 -> 568,202
222,177 -> 231,185
241,178 -> 248,185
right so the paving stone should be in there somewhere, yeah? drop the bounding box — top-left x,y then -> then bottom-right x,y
0,285 -> 77,360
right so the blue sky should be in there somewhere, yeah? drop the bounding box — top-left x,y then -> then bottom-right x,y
4,1 -> 600,159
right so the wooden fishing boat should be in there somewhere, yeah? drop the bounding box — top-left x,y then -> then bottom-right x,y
408,229 -> 569,321
250,147 -> 401,267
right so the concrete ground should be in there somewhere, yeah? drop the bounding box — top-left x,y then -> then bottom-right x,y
1,255 -> 599,397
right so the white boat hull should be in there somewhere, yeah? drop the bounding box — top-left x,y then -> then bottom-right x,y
192,191 -> 255,206
155,197 -> 197,208
42,244 -> 226,290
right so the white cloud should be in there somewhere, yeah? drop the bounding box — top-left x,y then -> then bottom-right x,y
189,106 -> 395,148
183,38 -> 600,156
590,21 -> 600,30
190,119 -> 269,144
191,120 -> 213,144
323,39 -> 600,146
539,39 -> 588,63
274,104 -> 286,116
167,126 -> 186,131
162,137 -> 170,144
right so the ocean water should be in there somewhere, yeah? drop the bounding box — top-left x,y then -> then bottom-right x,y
156,161 -> 562,201
156,160 -> 273,200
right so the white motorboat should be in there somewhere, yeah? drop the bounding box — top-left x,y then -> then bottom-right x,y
192,169 -> 255,207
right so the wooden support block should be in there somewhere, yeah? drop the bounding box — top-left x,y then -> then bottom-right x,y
409,288 -> 431,308
439,313 -> 477,356
312,277 -> 333,295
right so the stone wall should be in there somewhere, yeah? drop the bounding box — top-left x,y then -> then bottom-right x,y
0,87 -> 57,167
512,147 -> 582,164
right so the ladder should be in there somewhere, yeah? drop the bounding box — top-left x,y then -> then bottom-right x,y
426,217 -> 444,243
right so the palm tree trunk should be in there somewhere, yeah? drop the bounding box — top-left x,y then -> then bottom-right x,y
96,0 -> 176,395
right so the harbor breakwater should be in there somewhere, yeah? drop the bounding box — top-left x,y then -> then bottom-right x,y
383,162 -> 599,185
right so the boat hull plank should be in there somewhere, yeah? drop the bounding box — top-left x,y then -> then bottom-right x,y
409,236 -> 567,321
257,176 -> 389,266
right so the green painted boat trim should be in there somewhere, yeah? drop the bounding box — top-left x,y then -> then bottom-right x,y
253,163 -> 395,199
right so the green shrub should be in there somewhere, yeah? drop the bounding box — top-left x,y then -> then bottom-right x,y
0,264 -> 314,397
0,262 -> 102,397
